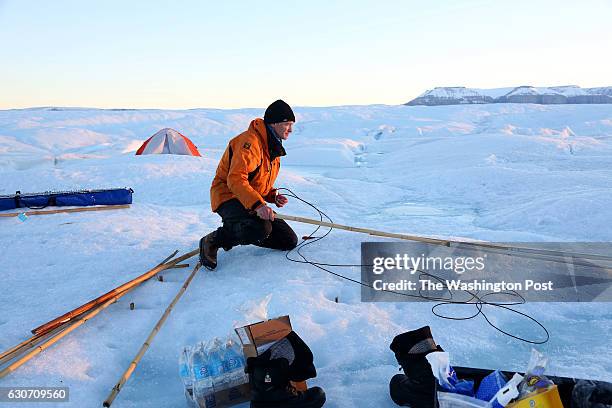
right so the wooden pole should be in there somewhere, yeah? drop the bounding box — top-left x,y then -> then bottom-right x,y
0,251 -> 179,367
0,204 -> 131,218
167,263 -> 189,269
0,291 -> 126,378
155,250 -> 179,267
276,213 -> 451,246
0,253 -> 198,378
31,249 -> 198,336
275,213 -> 612,262
0,326 -> 62,367
103,263 -> 202,407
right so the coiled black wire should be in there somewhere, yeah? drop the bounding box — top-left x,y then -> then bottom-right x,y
277,187 -> 550,344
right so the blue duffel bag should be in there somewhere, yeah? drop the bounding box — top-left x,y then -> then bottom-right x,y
0,188 -> 133,211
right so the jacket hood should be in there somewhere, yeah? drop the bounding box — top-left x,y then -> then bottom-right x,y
248,118 -> 269,156
248,118 -> 286,160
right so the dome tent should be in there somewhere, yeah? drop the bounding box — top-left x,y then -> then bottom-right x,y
135,128 -> 201,156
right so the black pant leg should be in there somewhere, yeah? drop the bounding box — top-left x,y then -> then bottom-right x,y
256,218 -> 298,250
213,199 -> 297,251
214,199 -> 272,248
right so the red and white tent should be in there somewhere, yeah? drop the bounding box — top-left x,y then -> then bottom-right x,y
135,128 -> 201,156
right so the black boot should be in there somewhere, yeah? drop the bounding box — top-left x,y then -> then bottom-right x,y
389,326 -> 440,407
247,357 -> 326,408
199,232 -> 219,270
389,360 -> 438,407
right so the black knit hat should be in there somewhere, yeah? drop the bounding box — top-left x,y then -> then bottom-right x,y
264,99 -> 295,124
390,326 -> 439,359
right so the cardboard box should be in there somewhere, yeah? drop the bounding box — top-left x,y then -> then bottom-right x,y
235,315 -> 307,391
235,315 -> 293,358
507,385 -> 563,408
192,383 -> 250,408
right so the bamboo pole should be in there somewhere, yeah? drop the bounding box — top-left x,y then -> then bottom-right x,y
0,250 -> 194,377
0,251 -> 179,367
155,250 -> 179,267
0,291 -> 125,378
276,213 -> 451,246
103,263 -> 202,407
0,204 -> 131,218
0,326 -> 63,367
167,263 -> 189,269
31,249 -> 198,336
275,213 -> 612,262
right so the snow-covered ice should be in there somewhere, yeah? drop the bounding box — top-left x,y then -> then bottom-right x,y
0,103 -> 611,407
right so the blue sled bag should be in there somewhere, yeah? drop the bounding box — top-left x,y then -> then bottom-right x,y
0,188 -> 133,211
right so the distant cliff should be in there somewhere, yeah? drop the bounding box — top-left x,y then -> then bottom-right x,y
406,86 -> 612,106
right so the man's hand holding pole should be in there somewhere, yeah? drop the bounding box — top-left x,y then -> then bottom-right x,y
256,204 -> 275,221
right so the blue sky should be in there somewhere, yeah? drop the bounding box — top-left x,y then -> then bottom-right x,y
1,0 -> 611,109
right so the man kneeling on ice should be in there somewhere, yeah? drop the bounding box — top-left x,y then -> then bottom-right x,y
199,100 -> 298,270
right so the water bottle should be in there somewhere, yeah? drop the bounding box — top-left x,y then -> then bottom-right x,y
192,342 -> 214,406
223,339 -> 247,388
179,346 -> 196,407
208,339 -> 227,391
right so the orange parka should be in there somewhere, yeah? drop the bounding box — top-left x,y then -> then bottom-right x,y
210,118 -> 284,212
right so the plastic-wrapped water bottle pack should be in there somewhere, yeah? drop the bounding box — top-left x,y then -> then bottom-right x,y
178,334 -> 249,407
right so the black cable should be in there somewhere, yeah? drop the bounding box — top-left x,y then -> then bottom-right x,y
277,187 -> 550,344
